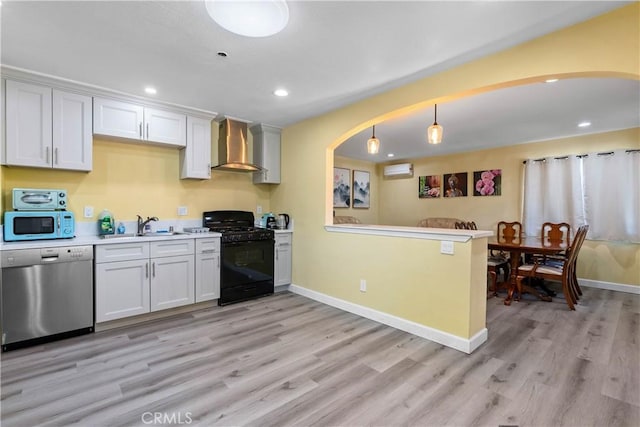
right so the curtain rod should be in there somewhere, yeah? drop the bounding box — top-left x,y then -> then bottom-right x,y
522,149 -> 640,164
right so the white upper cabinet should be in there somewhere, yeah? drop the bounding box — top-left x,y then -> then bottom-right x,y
4,80 -> 92,171
93,97 -> 143,140
250,124 -> 281,184
93,97 -> 186,147
180,116 -> 212,179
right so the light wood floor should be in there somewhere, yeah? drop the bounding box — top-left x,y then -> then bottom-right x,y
1,286 -> 638,427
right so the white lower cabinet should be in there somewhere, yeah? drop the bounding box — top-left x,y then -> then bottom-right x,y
195,238 -> 221,302
96,239 -> 196,322
275,233 -> 292,286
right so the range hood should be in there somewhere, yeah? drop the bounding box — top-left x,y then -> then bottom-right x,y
211,118 -> 263,172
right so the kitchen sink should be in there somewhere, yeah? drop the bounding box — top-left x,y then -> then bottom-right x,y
139,231 -> 187,237
100,233 -> 136,239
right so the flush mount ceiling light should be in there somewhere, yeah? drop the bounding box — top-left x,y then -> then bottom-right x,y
545,78 -> 559,83
144,86 -> 157,95
427,104 -> 443,145
273,88 -> 288,97
367,125 -> 380,154
205,0 -> 289,38
578,121 -> 592,128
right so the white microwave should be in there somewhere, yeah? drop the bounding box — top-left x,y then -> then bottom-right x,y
12,188 -> 67,211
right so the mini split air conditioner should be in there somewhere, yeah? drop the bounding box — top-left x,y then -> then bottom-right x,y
383,163 -> 413,178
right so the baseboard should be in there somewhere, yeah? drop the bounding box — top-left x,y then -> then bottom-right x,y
579,278 -> 640,295
274,284 -> 291,293
288,284 -> 487,354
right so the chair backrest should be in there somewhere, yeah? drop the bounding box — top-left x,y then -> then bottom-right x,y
455,221 -> 468,229
542,222 -> 571,244
565,224 -> 589,266
466,221 -> 478,230
497,221 -> 522,241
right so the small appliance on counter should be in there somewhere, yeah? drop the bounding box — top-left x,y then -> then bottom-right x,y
3,187 -> 75,242
276,213 -> 290,229
259,212 -> 277,229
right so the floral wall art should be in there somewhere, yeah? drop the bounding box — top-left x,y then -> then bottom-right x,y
474,169 -> 502,196
418,175 -> 441,198
352,170 -> 371,208
333,167 -> 351,208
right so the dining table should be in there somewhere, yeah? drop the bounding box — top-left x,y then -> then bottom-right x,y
487,235 -> 570,305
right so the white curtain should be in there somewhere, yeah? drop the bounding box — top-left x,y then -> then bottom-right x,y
523,155 -> 585,237
523,150 -> 640,243
583,150 -> 640,242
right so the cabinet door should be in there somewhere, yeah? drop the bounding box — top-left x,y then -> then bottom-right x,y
53,90 -> 93,171
150,255 -> 195,311
144,107 -> 186,147
93,97 -> 144,140
95,259 -> 150,322
275,234 -> 292,286
180,116 -> 212,179
195,251 -> 220,302
251,124 -> 281,184
5,80 -> 52,168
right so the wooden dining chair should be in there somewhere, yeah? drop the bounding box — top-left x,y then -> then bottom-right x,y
515,224 -> 589,310
541,222 -> 571,244
498,221 -> 522,241
455,221 -> 468,229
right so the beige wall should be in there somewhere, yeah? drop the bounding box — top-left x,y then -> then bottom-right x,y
270,2 -> 639,337
333,155 -> 379,224
1,125 -> 272,224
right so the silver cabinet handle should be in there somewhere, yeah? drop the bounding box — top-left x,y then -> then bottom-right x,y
145,262 -> 149,278
146,123 -> 149,140
152,262 -> 156,277
45,146 -> 50,164
276,248 -> 279,260
217,255 -> 220,268
139,122 -> 143,138
208,163 -> 211,177
54,147 -> 58,165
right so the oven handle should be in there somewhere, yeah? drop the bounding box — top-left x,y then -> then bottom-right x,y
223,240 -> 274,247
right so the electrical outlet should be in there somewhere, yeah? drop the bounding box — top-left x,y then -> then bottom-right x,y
177,206 -> 188,216
83,206 -> 94,218
257,205 -> 263,214
360,279 -> 367,292
440,241 -> 454,255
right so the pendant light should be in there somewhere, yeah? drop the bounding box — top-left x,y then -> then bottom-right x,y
427,104 -> 443,145
367,125 -> 380,154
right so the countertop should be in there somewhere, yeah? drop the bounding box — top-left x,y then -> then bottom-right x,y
0,231 -> 222,251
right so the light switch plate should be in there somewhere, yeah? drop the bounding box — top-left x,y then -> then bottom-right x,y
440,240 -> 454,255
177,206 -> 188,216
83,206 -> 94,218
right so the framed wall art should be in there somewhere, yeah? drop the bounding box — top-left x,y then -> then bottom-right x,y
473,169 -> 502,196
443,172 -> 468,197
352,170 -> 370,208
333,167 -> 351,208
418,175 -> 441,198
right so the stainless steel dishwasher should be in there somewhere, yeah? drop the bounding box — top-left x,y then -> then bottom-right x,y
1,245 -> 94,351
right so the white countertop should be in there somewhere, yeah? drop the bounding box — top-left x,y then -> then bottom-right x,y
0,231 -> 222,251
324,224 -> 492,242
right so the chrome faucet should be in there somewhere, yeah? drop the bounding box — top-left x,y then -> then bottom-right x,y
137,215 -> 159,235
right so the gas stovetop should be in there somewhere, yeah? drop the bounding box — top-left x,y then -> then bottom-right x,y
203,210 -> 274,243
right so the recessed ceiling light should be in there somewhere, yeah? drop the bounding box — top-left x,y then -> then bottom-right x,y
273,89 -> 289,97
578,121 -> 592,128
545,78 -> 559,83
205,0 -> 289,38
144,87 -> 157,95
387,153 -> 395,158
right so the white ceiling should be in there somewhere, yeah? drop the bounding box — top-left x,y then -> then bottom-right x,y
1,1 -> 637,162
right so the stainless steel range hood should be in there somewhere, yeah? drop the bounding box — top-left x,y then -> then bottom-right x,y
212,118 -> 263,172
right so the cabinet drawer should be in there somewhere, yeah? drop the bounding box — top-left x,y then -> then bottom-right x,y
96,242 -> 149,263
275,233 -> 291,246
196,238 -> 220,254
150,239 -> 195,257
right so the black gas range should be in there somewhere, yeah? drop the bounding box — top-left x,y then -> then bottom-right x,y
203,211 -> 274,305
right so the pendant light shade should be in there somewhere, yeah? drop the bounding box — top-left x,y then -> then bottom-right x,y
427,104 -> 443,145
367,125 -> 380,154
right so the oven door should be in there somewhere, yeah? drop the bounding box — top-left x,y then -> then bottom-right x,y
220,239 -> 274,305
